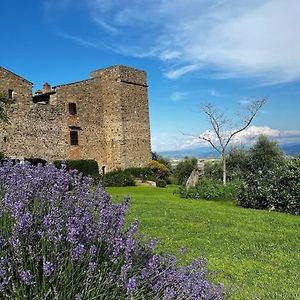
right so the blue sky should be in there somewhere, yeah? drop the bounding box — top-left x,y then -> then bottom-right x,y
1,0 -> 300,152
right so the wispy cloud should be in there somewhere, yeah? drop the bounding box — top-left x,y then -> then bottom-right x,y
164,64 -> 203,80
45,0 -> 300,84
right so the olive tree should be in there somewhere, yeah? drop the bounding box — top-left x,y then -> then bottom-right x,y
199,99 -> 266,185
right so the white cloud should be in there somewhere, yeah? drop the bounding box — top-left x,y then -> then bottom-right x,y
169,91 -> 191,102
152,126 -> 300,152
164,64 -> 203,79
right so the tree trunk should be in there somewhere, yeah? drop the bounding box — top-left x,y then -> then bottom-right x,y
222,153 -> 227,185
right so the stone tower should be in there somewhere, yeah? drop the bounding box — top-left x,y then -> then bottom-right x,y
0,65 -> 151,171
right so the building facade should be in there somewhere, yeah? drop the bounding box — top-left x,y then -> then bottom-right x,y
0,65 -> 151,171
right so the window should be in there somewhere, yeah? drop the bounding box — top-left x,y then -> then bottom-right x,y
70,130 -> 78,145
8,89 -> 13,99
69,103 -> 77,115
3,136 -> 7,143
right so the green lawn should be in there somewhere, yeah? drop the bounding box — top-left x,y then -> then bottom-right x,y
107,185 -> 300,300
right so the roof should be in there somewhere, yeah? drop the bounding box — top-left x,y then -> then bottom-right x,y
0,66 -> 33,85
53,78 -> 93,88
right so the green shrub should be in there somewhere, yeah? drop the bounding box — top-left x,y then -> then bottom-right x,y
155,179 -> 167,188
270,157 -> 300,214
174,157 -> 198,185
125,167 -> 154,181
180,178 -> 239,201
147,160 -> 170,179
238,157 -> 300,215
25,158 -> 47,166
204,160 -> 222,180
101,169 -> 135,187
157,155 -> 172,171
53,159 -> 99,177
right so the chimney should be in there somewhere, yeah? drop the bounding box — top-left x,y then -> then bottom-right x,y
43,82 -> 51,94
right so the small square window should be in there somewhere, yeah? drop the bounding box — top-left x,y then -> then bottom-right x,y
70,130 -> 78,145
69,103 -> 77,115
8,89 -> 13,99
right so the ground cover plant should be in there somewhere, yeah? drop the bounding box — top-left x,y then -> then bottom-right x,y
0,161 -> 223,299
108,185 -> 300,300
179,179 -> 239,201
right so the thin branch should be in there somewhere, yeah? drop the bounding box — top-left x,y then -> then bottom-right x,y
224,98 -> 266,149
198,135 -> 222,154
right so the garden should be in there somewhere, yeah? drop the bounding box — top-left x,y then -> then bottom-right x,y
0,135 -> 299,299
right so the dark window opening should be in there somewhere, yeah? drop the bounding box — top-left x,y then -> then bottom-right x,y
3,136 -> 7,143
101,166 -> 106,176
8,89 -> 13,99
70,130 -> 78,145
69,103 -> 77,115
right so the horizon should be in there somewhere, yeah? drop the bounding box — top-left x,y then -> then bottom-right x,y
1,0 -> 300,152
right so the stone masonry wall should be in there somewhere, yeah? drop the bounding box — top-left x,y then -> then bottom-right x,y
0,65 -> 151,171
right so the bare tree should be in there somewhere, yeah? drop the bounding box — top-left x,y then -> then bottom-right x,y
199,98 -> 266,185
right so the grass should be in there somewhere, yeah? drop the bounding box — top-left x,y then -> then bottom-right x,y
107,185 -> 300,300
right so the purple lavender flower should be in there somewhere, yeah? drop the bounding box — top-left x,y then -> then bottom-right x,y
87,261 -> 96,276
71,244 -> 85,261
0,161 -> 223,299
19,270 -> 33,285
126,277 -> 137,295
43,259 -> 55,278
89,245 -> 97,256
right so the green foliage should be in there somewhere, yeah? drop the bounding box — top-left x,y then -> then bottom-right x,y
204,160 -> 222,180
101,169 -> 135,187
248,135 -> 284,173
271,157 -> 300,214
25,158 -> 47,166
147,160 -> 170,179
237,136 -> 299,214
0,152 -> 6,160
0,92 -> 14,123
53,159 -> 99,177
157,155 -> 172,171
226,147 -> 249,181
151,151 -> 158,161
238,157 -> 300,215
180,178 -> 239,201
174,157 -> 198,185
125,167 -> 154,181
155,179 -> 167,188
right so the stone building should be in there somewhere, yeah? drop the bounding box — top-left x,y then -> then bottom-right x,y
0,65 -> 151,171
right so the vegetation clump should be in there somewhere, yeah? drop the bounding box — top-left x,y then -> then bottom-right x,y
0,161 -> 223,299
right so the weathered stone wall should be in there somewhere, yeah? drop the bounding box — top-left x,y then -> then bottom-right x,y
0,67 -> 67,161
0,65 -> 151,171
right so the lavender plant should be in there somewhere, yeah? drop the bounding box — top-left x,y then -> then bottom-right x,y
0,161 -> 224,299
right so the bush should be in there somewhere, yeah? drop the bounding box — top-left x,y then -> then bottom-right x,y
53,159 -> 99,177
102,169 -> 135,187
270,157 -> 300,214
204,160 -> 222,181
147,160 -> 170,179
0,161 -> 224,299
25,158 -> 47,166
174,157 -> 198,185
155,179 -> 167,188
180,178 -> 239,201
125,167 -> 154,181
238,157 -> 300,215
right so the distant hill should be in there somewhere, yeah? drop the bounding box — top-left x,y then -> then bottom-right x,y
158,142 -> 300,159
